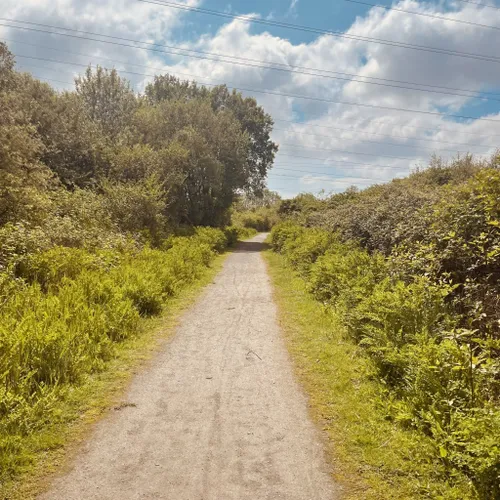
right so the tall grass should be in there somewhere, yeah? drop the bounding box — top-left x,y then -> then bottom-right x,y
0,227 -> 237,481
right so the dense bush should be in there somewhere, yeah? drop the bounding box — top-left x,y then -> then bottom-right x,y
231,190 -> 281,232
0,228 -> 233,479
231,208 -> 278,232
279,156 -> 496,254
271,204 -> 500,497
271,161 -> 500,497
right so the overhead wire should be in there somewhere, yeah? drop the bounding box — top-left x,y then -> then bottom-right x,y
138,0 -> 500,64
268,172 -> 384,182
453,0 -> 500,10
272,118 -> 500,145
345,0 -> 500,32
19,60 -> 486,166
2,21 -> 500,103
272,127 -> 491,155
6,47 -> 500,124
279,142 -> 415,160
15,52 -> 500,146
3,27 -> 437,192
272,166 -> 410,176
15,58 -> 498,172
5,35 -> 500,141
13,71 -> 419,184
9,12 -> 498,187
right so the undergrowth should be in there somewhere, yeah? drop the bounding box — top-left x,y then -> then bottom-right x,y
0,226 -> 249,488
265,250 -> 473,499
269,214 -> 500,498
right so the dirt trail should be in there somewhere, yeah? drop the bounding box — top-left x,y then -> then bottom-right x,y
40,234 -> 338,500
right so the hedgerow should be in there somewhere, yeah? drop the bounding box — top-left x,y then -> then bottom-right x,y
270,166 -> 500,498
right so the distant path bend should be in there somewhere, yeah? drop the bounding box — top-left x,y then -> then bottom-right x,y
41,233 -> 338,500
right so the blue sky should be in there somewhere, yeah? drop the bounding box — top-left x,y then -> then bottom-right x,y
2,0 -> 500,198
171,0 -> 359,43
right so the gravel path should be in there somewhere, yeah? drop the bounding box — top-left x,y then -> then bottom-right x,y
40,234 -> 338,500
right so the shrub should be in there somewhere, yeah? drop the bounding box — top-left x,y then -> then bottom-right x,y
0,228 -> 233,481
309,246 -> 387,307
231,207 -> 277,232
270,222 -> 305,253
271,222 -> 500,496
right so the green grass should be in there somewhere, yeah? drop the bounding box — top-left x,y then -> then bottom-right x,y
264,250 -> 473,499
0,253 -> 226,500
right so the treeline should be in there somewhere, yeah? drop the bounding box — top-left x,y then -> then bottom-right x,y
0,41 -> 277,263
0,40 -> 274,485
272,155 -> 500,498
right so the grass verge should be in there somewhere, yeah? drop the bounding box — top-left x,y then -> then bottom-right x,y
264,249 -> 471,499
1,253 -> 227,500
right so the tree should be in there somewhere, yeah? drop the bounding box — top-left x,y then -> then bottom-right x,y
0,47 -> 54,225
210,86 -> 278,195
75,66 -> 137,139
144,76 -> 278,196
0,42 -> 15,92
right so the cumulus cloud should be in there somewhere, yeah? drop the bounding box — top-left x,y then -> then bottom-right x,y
0,0 -> 197,90
2,0 -> 500,194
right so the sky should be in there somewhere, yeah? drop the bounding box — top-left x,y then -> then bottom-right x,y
2,0 -> 500,198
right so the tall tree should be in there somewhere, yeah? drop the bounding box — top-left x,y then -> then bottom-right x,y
75,66 -> 137,139
144,76 -> 278,196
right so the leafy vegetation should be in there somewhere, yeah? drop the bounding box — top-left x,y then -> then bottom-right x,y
231,189 -> 281,231
0,40 -> 271,486
0,228 -> 236,483
270,157 -> 500,498
265,250 -> 472,499
0,41 -> 277,241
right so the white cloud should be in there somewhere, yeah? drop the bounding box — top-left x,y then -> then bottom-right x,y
287,0 -> 299,18
0,0 -> 198,90
2,0 -> 500,194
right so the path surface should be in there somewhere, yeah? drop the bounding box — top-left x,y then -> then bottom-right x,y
41,234 -> 338,500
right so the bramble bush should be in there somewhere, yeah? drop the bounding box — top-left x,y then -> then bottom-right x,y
270,174 -> 500,499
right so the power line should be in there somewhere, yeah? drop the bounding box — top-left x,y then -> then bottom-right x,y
14,52 -> 500,149
274,161 -> 406,170
273,166 -> 409,177
13,79 -> 401,187
279,142 -> 415,160
21,61 -> 487,166
269,172 -> 383,182
257,97 -> 500,141
16,52 -> 500,162
3,22 -> 500,103
453,0 -> 500,10
277,153 -> 407,168
6,35 -> 500,141
7,66 -> 407,179
272,118 -> 500,145
138,0 -> 500,64
275,116 -> 500,140
18,69 -> 497,174
9,50 -> 500,125
345,0 -> 500,32
19,63 -> 444,163
18,58 -> 493,157
10,69 -> 418,172
17,58 -> 500,169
